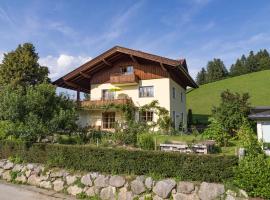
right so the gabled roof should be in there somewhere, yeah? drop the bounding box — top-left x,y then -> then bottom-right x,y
249,107 -> 270,119
53,46 -> 198,93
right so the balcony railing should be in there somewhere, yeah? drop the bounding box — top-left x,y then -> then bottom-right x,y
79,97 -> 133,109
110,73 -> 139,85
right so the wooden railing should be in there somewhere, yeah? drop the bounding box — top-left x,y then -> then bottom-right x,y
79,97 -> 133,108
110,73 -> 139,85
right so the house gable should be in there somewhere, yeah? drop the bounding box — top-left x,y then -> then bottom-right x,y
53,46 -> 198,93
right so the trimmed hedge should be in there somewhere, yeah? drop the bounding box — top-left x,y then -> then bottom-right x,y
0,141 -> 238,182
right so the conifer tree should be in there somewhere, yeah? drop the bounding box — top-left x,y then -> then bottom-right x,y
206,58 -> 228,82
0,43 -> 50,88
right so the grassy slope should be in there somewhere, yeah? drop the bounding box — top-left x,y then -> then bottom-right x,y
187,70 -> 270,122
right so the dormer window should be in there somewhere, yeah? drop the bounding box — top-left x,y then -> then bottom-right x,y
120,66 -> 134,75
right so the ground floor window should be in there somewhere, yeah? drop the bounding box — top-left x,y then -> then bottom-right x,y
139,111 -> 154,122
173,111 -> 176,129
102,112 -> 115,129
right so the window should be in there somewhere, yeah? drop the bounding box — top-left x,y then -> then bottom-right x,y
173,111 -> 176,129
180,92 -> 183,102
102,89 -> 115,100
102,112 -> 115,129
172,87 -> 176,99
121,66 -> 134,75
139,111 -> 154,122
181,112 -> 184,123
139,86 -> 154,97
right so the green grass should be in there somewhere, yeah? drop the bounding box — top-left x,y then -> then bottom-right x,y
187,70 -> 270,123
153,134 -> 203,145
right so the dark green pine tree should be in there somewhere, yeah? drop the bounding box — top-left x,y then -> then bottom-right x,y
246,51 -> 260,73
206,58 -> 228,82
256,49 -> 270,70
230,55 -> 248,77
0,43 -> 50,88
196,67 -> 207,85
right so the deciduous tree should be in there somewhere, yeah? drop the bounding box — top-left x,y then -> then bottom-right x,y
0,83 -> 78,142
212,90 -> 251,136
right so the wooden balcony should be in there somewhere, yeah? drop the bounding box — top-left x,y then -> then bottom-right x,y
110,73 -> 139,85
79,97 -> 133,109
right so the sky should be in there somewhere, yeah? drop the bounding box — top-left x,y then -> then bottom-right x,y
1,0 -> 270,83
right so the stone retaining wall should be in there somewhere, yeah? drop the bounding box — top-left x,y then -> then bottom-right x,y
0,159 -> 248,200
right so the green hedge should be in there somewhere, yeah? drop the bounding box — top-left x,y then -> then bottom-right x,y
0,141 -> 238,182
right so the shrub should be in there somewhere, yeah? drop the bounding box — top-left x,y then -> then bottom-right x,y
234,155 -> 270,198
203,118 -> 230,146
0,121 -> 13,139
237,120 -> 263,156
114,121 -> 147,145
212,90 -> 251,136
0,141 -> 238,182
57,135 -> 77,145
138,134 -> 155,150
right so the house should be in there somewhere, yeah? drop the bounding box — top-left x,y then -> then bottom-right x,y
249,107 -> 270,143
53,46 -> 198,131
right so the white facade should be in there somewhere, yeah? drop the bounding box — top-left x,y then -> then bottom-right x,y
78,78 -> 187,131
256,121 -> 270,143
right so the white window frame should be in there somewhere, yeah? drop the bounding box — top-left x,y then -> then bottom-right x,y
172,87 -> 176,99
139,111 -> 154,122
139,86 -> 154,98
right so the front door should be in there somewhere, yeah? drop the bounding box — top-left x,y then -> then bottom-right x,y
102,112 -> 116,129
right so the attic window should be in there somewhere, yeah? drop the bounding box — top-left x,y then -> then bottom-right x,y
120,66 -> 134,75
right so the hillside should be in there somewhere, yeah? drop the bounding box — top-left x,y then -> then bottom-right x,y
186,70 -> 270,124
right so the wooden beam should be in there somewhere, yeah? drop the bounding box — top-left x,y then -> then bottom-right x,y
160,63 -> 167,72
103,59 -> 112,66
64,81 -> 80,89
80,72 -> 91,79
130,54 -> 138,64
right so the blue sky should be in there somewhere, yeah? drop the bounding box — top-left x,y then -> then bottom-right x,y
1,0 -> 270,82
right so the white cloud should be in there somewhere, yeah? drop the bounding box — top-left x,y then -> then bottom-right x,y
39,54 -> 92,80
0,53 -> 4,64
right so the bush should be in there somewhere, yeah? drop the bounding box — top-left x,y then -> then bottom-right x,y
0,141 -> 238,182
237,120 -> 263,156
203,118 -> 230,146
0,121 -> 14,139
114,121 -> 148,145
138,134 -> 155,150
57,135 -> 78,145
234,155 -> 270,198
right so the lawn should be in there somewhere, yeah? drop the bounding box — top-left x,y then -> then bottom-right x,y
187,70 -> 270,123
153,134 -> 204,145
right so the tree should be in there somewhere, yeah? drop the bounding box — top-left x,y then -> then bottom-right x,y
212,90 -> 251,136
0,83 -> 78,142
256,49 -> 270,70
230,55 -> 248,76
196,68 -> 207,85
187,109 -> 193,129
206,58 -> 228,82
237,119 -> 263,156
0,43 -> 50,88
203,117 -> 230,146
246,51 -> 259,73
